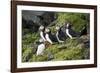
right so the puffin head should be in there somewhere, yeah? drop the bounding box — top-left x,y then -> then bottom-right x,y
45,28 -> 50,33
66,22 -> 72,29
39,25 -> 44,31
56,26 -> 60,31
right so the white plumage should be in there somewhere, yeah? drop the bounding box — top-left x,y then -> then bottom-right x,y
36,39 -> 45,56
40,31 -> 46,41
45,34 -> 53,44
56,26 -> 65,43
66,29 -> 73,39
45,28 -> 53,44
39,25 -> 46,41
56,32 -> 64,43
66,23 -> 73,39
36,44 -> 45,56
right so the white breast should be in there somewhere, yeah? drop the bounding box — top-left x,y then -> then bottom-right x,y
36,44 -> 45,56
40,31 -> 46,41
45,34 -> 53,44
56,32 -> 64,43
66,29 -> 73,39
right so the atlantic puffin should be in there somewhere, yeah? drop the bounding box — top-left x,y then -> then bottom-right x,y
36,39 -> 45,56
39,25 -> 46,41
56,26 -> 67,43
65,23 -> 79,39
45,28 -> 58,44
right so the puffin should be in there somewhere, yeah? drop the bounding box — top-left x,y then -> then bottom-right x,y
39,25 -> 46,41
36,38 -> 45,56
55,26 -> 67,43
45,28 -> 58,44
65,23 -> 79,39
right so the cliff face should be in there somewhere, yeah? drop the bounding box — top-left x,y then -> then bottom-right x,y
22,10 -> 55,33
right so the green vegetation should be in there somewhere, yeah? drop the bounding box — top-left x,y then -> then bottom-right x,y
56,12 -> 89,32
22,12 -> 90,62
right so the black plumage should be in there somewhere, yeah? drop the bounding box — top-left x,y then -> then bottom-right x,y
65,23 -> 80,38
48,31 -> 58,42
68,28 -> 79,37
45,28 -> 58,44
56,26 -> 67,41
65,23 -> 88,38
39,25 -> 46,41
